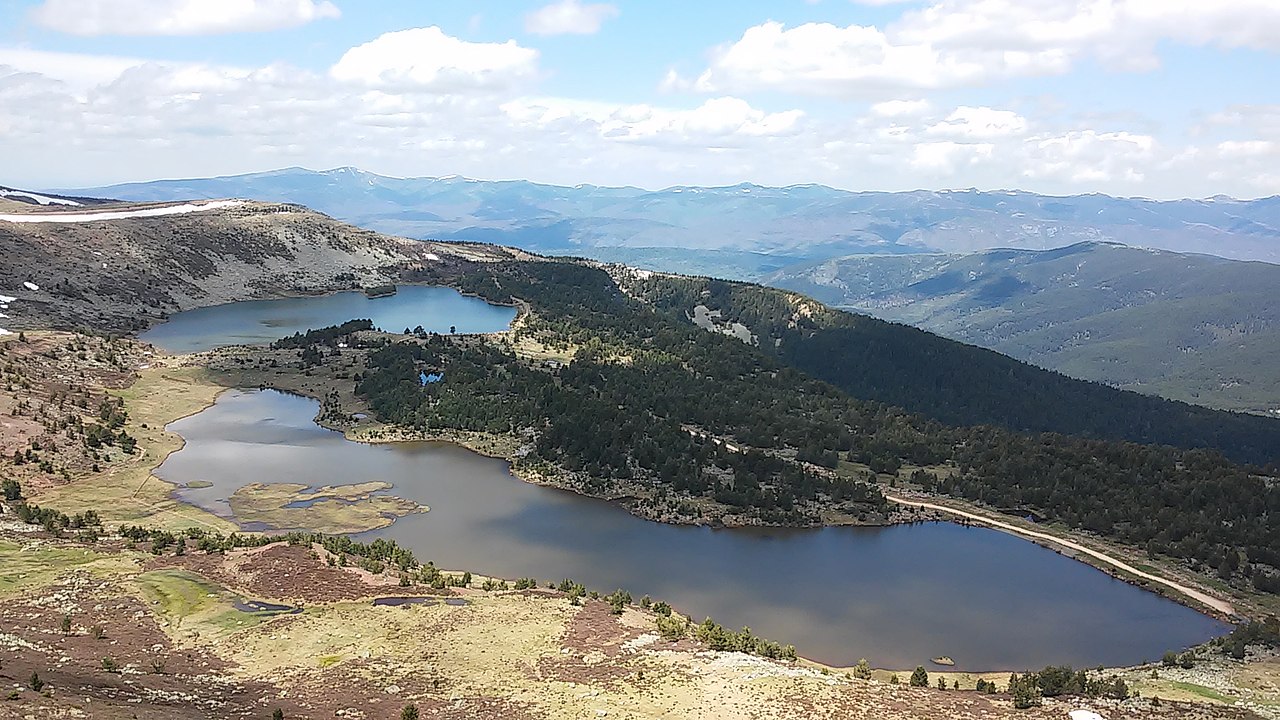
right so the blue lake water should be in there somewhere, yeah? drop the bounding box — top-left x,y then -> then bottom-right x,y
157,388 -> 1229,671
138,286 -> 516,353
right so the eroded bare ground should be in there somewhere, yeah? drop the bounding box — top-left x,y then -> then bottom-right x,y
0,331 -> 149,496
1,527 -> 1265,720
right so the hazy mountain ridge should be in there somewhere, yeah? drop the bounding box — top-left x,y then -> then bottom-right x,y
69,167 -> 1280,262
53,170 -> 1280,414
767,242 -> 1280,414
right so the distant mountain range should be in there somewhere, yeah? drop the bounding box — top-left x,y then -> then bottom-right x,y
768,242 -> 1280,415
59,168 -> 1280,414
68,167 -> 1280,262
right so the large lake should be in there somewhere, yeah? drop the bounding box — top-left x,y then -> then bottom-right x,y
139,286 -> 516,353
156,388 -> 1228,671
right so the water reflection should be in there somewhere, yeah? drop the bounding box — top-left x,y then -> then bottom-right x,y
157,389 -> 1228,670
139,286 -> 516,353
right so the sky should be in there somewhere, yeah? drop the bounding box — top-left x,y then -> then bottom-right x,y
1,0 -> 1278,198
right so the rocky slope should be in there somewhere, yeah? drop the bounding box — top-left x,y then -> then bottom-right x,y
0,200 -> 510,334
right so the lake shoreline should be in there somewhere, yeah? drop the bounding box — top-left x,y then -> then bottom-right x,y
122,369 -> 1230,671
253,386 -> 1237,629
127,282 -> 1243,639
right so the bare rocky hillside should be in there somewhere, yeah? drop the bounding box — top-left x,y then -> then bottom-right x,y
0,201 -> 509,333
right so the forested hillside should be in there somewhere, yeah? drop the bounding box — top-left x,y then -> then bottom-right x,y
351,260 -> 1280,596
6,196 -> 1277,596
621,274 -> 1280,467
767,242 -> 1280,414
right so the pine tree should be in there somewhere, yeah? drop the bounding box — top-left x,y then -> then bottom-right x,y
1009,673 -> 1042,709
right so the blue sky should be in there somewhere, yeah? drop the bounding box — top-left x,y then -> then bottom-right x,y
1,0 -> 1278,198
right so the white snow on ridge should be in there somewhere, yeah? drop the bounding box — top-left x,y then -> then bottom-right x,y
0,190 -> 82,207
0,328 -> 11,336
424,252 -> 442,261
0,200 -> 244,224
0,295 -> 15,303
22,281 -> 38,292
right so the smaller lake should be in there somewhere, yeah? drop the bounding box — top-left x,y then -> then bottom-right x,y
139,286 -> 516,353
157,389 -> 1229,671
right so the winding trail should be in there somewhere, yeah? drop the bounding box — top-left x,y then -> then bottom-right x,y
887,494 -> 1236,617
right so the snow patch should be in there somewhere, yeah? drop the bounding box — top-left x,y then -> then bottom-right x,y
0,328 -> 11,336
0,294 -> 15,303
22,281 -> 39,292
424,252 -> 441,261
0,200 -> 243,224
0,190 -> 82,207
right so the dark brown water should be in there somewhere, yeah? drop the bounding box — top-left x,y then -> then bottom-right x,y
157,389 -> 1228,671
139,286 -> 516,353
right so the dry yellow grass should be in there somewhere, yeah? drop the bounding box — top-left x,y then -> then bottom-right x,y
33,364 -> 238,533
228,480 -> 426,534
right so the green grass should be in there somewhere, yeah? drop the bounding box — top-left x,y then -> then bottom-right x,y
0,540 -> 137,596
133,568 -> 295,636
1169,681 -> 1237,704
206,608 -> 270,633
134,569 -> 226,618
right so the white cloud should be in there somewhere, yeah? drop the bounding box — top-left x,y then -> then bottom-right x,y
1217,140 -> 1278,158
1204,105 -> 1280,139
0,48 -> 152,89
503,96 -> 803,146
690,21 -> 997,96
607,98 -> 803,143
910,140 -> 994,172
525,0 -> 619,36
30,0 -> 339,37
870,99 -> 931,117
1,38 -> 1277,200
1022,130 -> 1155,184
330,28 -> 539,91
691,2 -> 1280,97
926,106 -> 1027,139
